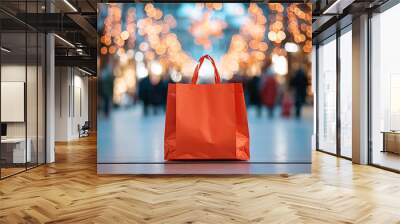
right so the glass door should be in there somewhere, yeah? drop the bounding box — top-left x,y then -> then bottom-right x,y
370,3 -> 400,171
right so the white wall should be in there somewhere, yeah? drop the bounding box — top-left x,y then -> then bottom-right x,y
55,66 -> 69,141
55,67 -> 89,141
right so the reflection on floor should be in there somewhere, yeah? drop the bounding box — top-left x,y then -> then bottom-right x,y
0,162 -> 40,179
0,167 -> 25,178
373,151 -> 400,171
98,105 -> 313,164
1,135 -> 400,223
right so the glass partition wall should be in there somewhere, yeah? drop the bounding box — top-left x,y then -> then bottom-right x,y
316,26 -> 352,159
370,3 -> 400,171
0,1 -> 46,179
317,35 -> 337,155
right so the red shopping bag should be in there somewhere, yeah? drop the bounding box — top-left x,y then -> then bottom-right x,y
164,55 -> 250,160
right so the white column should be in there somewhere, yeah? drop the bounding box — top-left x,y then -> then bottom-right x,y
352,14 -> 369,164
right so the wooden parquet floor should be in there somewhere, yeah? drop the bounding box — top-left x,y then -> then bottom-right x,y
1,135 -> 400,224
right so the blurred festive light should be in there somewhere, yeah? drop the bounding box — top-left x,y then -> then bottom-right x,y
98,3 -> 313,105
303,40 -> 312,53
170,69 -> 182,82
145,51 -> 155,61
109,46 -> 117,54
205,3 -> 223,10
139,42 -> 149,51
135,51 -> 144,61
150,61 -> 163,76
249,40 -> 259,50
258,42 -> 268,51
136,62 -> 148,79
126,49 -> 135,58
253,51 -> 265,60
164,14 -> 177,28
268,31 -> 277,41
272,54 -> 288,76
104,37 -> 112,46
220,3 -> 269,78
286,3 -> 312,52
154,9 -> 163,20
119,53 -> 129,65
284,42 -> 299,53
117,48 -> 125,56
100,46 -> 108,55
189,12 -> 227,50
277,30 -> 286,41
120,30 -> 130,40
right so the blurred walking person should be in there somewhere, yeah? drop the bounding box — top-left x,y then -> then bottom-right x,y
99,62 -> 114,118
281,90 -> 293,118
151,76 -> 166,115
290,67 -> 308,118
138,76 -> 152,116
247,75 -> 262,117
261,74 -> 278,118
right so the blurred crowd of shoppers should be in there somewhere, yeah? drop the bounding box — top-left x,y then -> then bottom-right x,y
245,67 -> 309,119
100,63 -> 309,119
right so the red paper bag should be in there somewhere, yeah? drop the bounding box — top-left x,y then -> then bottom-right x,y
164,55 -> 250,160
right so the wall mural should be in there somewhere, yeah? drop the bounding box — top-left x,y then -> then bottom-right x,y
97,3 -> 313,174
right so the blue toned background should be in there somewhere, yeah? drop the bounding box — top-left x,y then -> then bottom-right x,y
97,3 -> 313,164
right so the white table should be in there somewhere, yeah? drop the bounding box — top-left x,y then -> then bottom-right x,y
1,138 -> 31,163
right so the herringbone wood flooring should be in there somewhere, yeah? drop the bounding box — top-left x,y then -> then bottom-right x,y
1,135 -> 400,224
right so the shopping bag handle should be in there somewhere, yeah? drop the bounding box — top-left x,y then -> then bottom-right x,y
191,54 -> 221,84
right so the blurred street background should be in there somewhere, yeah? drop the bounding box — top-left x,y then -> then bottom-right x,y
97,3 -> 313,163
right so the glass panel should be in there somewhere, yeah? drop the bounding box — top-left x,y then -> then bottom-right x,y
339,29 -> 352,158
1,31 -> 27,177
318,37 -> 337,154
38,32 -> 45,165
0,0 -> 46,178
26,0 -> 40,169
371,4 -> 400,171
27,30 -> 38,169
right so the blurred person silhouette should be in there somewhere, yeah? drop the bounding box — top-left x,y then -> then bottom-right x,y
138,75 -> 152,116
281,90 -> 293,118
99,61 -> 114,118
151,75 -> 165,115
247,75 -> 262,117
160,76 -> 169,111
290,66 -> 308,118
261,68 -> 278,118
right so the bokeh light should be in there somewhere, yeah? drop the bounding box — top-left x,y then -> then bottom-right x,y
98,3 -> 312,105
